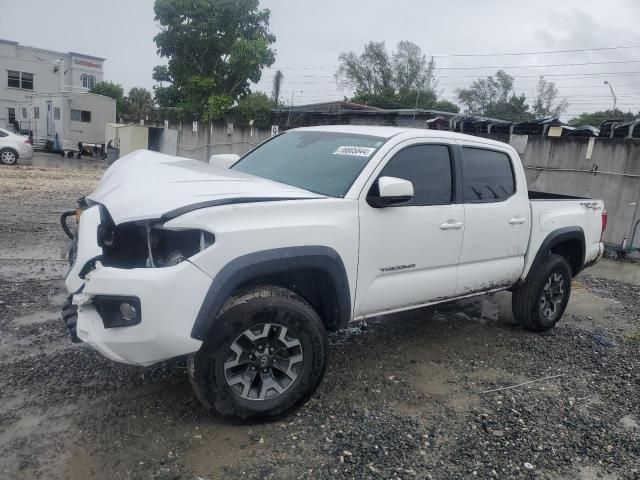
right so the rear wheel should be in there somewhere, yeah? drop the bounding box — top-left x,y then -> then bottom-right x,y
512,254 -> 572,331
0,148 -> 18,165
189,286 -> 328,421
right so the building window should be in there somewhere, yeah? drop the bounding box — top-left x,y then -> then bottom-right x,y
54,107 -> 60,120
8,107 -> 16,126
21,107 -> 28,118
8,70 -> 20,88
71,109 -> 91,122
81,74 -> 88,88
88,75 -> 96,89
34,107 -> 40,119
21,72 -> 33,90
7,71 -> 33,90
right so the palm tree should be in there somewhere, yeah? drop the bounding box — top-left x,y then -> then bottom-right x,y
272,70 -> 284,109
127,87 -> 154,122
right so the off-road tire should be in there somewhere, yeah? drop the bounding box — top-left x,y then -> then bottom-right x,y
188,285 -> 328,421
0,148 -> 18,165
512,254 -> 572,331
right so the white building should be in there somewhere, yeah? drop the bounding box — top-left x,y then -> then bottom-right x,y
0,39 -> 115,150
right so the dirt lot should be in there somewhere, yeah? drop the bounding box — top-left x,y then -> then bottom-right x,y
1,159 -> 639,480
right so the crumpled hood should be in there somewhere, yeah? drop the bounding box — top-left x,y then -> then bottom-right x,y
88,150 -> 323,224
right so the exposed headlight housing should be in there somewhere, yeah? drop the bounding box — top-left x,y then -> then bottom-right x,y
98,215 -> 214,269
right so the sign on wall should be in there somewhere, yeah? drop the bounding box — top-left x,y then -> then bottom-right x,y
192,121 -> 198,133
271,125 -> 279,137
74,59 -> 101,69
164,120 -> 169,129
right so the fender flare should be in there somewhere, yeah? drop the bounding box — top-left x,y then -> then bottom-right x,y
527,227 -> 585,280
191,246 -> 352,340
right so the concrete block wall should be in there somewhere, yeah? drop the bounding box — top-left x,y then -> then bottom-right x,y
516,136 -> 640,249
175,122 -> 271,162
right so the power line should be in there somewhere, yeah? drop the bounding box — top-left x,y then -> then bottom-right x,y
435,59 -> 640,71
431,44 -> 640,58
260,44 -> 640,70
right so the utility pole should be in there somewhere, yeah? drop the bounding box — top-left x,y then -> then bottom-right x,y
286,90 -> 298,127
413,56 -> 434,126
604,80 -> 617,113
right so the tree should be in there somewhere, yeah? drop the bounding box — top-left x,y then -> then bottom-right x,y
568,109 -> 638,127
272,70 -> 283,108
153,0 -> 276,121
90,81 -> 127,118
338,41 -> 394,95
532,76 -> 568,117
126,87 -> 154,122
231,92 -> 272,127
456,70 -> 532,121
337,41 -> 456,112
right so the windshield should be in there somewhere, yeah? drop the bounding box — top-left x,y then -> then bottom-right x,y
231,131 -> 386,197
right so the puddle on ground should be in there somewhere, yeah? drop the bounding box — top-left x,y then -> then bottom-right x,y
587,258 -> 640,284
23,155 -> 107,171
183,420 -> 260,478
0,411 -> 72,448
12,309 -> 60,325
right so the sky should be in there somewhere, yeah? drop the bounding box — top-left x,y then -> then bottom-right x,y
2,0 -> 640,119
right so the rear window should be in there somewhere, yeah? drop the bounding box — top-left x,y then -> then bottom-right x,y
232,131 -> 386,197
461,147 -> 515,202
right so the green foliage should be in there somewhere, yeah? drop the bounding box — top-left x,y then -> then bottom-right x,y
337,41 -> 457,112
203,95 -> 234,122
230,91 -> 272,126
532,77 -> 568,117
568,109 -> 639,127
456,70 -> 516,116
90,81 -> 127,118
153,0 -> 276,120
351,87 -> 459,113
456,72 -> 568,121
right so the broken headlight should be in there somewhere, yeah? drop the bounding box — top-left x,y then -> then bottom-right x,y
99,221 -> 214,269
145,227 -> 215,268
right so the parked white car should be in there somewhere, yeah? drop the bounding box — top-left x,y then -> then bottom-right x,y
0,127 -> 33,165
61,125 -> 606,420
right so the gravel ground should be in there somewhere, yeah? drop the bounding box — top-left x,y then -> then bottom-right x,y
1,160 -> 639,480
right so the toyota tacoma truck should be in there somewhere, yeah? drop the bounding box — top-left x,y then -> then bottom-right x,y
61,125 -> 606,420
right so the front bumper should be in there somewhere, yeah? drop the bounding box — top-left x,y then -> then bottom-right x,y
71,261 -> 209,365
64,205 -> 211,366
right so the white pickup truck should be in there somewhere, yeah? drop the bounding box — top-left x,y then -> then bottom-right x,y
61,125 -> 606,420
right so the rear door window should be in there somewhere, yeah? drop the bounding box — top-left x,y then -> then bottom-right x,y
461,147 -> 515,202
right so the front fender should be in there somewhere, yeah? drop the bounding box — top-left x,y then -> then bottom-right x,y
190,246 -> 352,340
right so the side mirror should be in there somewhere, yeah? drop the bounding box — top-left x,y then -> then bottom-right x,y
209,153 -> 240,169
368,176 -> 414,208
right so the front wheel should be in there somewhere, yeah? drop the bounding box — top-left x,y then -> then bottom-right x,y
512,254 -> 572,331
189,286 -> 328,421
0,148 -> 18,165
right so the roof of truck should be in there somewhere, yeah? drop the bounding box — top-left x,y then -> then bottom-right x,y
292,125 -> 513,149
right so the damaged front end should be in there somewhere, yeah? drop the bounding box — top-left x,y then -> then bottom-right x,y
61,200 -> 213,365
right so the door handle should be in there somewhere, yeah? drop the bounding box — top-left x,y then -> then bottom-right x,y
439,220 -> 464,230
509,216 -> 526,225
